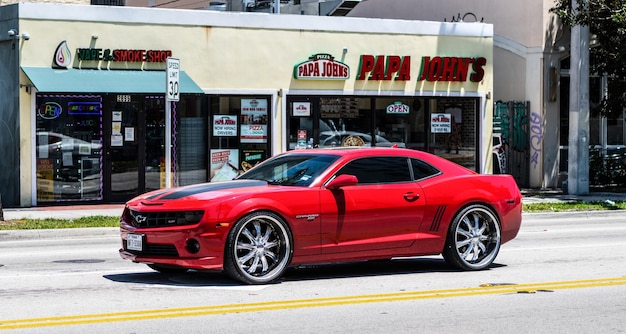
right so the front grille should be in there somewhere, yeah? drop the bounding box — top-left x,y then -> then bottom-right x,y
128,210 -> 204,228
125,243 -> 179,257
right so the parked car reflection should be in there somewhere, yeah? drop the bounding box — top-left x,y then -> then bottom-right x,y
319,131 -> 406,148
37,131 -> 102,155
36,132 -> 102,200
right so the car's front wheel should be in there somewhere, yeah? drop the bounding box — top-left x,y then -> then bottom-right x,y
442,204 -> 501,270
224,211 -> 293,284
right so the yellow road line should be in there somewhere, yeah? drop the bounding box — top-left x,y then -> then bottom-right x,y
2,276 -> 626,330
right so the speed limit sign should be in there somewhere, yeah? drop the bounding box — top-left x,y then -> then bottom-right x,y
166,57 -> 180,102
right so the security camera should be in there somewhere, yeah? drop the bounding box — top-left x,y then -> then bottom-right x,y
22,33 -> 30,40
7,29 -> 17,37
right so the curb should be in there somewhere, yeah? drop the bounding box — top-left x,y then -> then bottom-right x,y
522,209 -> 626,221
0,227 -> 119,241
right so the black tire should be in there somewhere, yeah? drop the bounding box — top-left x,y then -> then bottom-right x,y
147,263 -> 188,274
223,211 -> 293,284
442,204 -> 501,270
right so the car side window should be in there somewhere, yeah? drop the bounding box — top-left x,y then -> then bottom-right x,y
410,158 -> 440,180
336,157 -> 411,184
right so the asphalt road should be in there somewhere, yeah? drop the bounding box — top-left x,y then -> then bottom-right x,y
0,211 -> 625,333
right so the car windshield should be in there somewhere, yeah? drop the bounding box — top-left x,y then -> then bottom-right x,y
237,153 -> 340,186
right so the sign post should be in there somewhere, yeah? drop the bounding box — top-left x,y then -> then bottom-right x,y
165,57 -> 180,188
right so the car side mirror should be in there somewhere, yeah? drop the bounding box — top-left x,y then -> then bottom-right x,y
326,174 -> 358,189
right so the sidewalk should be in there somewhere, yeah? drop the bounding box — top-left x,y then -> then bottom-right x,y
520,189 -> 626,204
2,204 -> 124,220
2,189 -> 626,221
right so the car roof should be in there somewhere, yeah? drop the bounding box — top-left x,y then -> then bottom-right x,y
282,147 -> 475,175
286,147 -> 428,159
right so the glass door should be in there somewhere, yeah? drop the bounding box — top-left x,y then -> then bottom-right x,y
144,96 -> 166,192
103,94 -> 146,203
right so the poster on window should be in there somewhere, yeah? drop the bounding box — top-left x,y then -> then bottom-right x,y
431,113 -> 452,133
292,102 -> 311,116
241,149 -> 267,172
240,99 -> 268,143
210,149 -> 240,182
213,115 -> 238,136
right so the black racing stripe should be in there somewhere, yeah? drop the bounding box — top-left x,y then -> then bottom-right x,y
159,180 -> 268,200
145,190 -> 169,200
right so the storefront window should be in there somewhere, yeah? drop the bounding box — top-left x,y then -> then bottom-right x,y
374,98 -> 425,149
431,100 -> 477,170
289,98 -> 315,149
318,97 -> 373,148
209,96 -> 271,181
287,95 -> 478,171
176,96 -> 207,187
35,94 -> 103,202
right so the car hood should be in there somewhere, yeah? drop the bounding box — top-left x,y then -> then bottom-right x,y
126,179 -> 270,206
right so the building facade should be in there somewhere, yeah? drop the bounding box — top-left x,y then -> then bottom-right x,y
349,0 -> 623,192
0,2 -> 493,207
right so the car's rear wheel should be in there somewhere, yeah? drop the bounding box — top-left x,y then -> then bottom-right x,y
442,204 -> 501,270
224,211 -> 293,284
147,263 -> 188,274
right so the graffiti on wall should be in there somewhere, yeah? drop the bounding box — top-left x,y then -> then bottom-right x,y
493,101 -> 530,186
529,111 -> 543,170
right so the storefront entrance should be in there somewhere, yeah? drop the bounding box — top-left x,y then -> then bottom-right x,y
103,95 -> 172,203
35,93 -> 168,204
101,94 -> 167,203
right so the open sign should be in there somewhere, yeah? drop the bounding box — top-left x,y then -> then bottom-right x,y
386,102 -> 410,114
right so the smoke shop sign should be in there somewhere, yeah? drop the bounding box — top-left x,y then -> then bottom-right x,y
294,53 -> 350,80
52,41 -> 174,69
76,48 -> 173,63
356,55 -> 487,82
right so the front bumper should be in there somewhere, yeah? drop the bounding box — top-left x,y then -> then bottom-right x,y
119,222 -> 226,270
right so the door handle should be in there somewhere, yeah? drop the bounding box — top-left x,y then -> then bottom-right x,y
403,192 -> 420,202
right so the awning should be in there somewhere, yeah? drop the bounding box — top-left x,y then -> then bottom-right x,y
21,67 -> 204,94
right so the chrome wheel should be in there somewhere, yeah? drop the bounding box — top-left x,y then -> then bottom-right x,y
443,204 -> 501,270
224,212 -> 292,284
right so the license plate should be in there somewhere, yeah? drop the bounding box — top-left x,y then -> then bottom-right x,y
127,233 -> 144,251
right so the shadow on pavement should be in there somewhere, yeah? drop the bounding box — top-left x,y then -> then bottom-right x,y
103,257 -> 506,287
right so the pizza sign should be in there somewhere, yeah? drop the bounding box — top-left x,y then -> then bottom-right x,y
431,113 -> 451,133
213,115 -> 237,136
294,53 -> 350,80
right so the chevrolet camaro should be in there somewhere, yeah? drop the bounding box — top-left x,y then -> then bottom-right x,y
119,147 -> 522,284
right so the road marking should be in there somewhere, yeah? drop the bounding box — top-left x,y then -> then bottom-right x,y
2,276 -> 626,330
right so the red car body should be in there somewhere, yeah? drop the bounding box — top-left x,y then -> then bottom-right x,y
119,147 -> 522,284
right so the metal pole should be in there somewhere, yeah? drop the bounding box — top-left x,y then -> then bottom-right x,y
274,0 -> 280,13
165,100 -> 172,188
567,0 -> 590,195
0,193 -> 4,221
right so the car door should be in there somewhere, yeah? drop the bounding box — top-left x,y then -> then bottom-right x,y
319,156 -> 425,254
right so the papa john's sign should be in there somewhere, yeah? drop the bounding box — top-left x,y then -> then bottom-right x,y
294,53 -> 350,80
356,55 -> 487,82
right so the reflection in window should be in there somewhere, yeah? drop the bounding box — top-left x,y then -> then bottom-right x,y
35,95 -> 103,202
238,153 -> 339,186
319,97 -> 374,148
431,100 -> 477,170
336,157 -> 411,184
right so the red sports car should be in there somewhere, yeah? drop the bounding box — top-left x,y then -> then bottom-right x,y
119,147 -> 522,284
